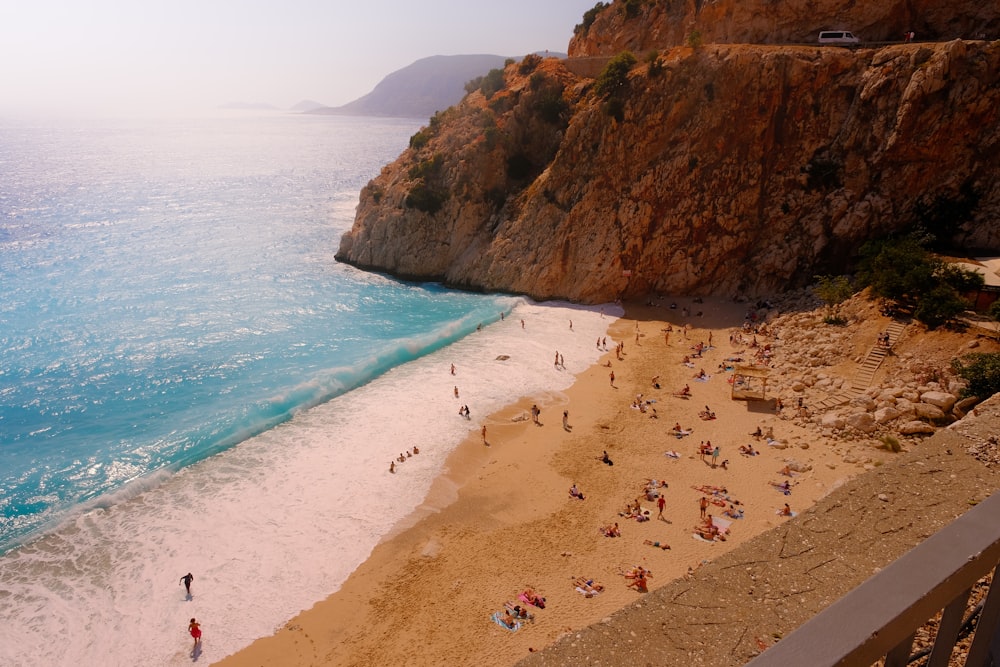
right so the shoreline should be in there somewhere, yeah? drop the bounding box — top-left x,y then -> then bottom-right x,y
214,298 -> 860,666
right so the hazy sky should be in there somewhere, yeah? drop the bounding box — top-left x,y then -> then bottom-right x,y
0,0 -> 600,117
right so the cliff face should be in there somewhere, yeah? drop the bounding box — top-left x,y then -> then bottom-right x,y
336,41 -> 1000,303
568,0 -> 999,55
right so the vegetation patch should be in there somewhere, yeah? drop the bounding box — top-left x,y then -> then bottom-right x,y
856,234 -> 983,329
574,2 -> 608,35
952,353 -> 1000,400
405,182 -> 446,214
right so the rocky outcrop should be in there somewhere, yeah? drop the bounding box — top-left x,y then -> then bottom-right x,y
568,0 -> 999,55
337,41 -> 1000,303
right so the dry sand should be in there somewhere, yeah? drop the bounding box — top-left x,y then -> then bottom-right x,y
214,299 -> 870,667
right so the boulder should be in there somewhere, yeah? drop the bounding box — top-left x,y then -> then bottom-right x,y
846,412 -> 877,433
914,403 -> 947,421
821,413 -> 846,430
899,420 -> 936,435
874,406 -> 901,424
920,391 -> 957,412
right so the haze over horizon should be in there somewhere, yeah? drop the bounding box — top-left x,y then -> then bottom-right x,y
0,0 -> 597,118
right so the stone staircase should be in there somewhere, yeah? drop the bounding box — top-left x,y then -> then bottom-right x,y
810,320 -> 907,411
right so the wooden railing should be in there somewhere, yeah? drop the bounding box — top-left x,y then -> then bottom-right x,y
745,490 -> 1000,666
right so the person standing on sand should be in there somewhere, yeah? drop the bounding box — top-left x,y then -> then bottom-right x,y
657,494 -> 666,520
609,370 -> 615,387
699,496 -> 709,518
562,410 -> 569,430
482,424 -> 488,446
450,363 -> 455,375
180,572 -> 194,597
712,445 -> 720,467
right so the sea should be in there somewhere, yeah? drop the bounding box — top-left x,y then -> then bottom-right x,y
0,112 -> 619,666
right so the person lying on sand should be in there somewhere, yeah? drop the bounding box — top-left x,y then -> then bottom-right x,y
699,406 -> 716,420
723,505 -> 744,519
627,571 -> 648,592
573,577 -> 605,595
643,539 -> 671,550
504,601 -> 534,621
770,480 -> 792,495
497,609 -> 518,629
695,521 -> 726,542
521,588 -> 546,608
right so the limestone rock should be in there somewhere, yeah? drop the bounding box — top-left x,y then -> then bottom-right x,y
899,420 -> 936,435
568,2 -> 998,56
846,412 -> 877,433
874,406 -> 901,424
821,413 -> 845,430
920,391 -> 958,412
914,403 -> 947,421
337,41 -> 1000,302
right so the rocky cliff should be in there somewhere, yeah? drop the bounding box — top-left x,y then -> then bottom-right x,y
336,40 -> 1000,303
568,0 -> 998,54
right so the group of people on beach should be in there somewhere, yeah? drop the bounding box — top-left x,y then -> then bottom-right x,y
389,447 -> 419,473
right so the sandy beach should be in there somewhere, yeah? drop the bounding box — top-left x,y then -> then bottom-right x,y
214,298 -> 864,666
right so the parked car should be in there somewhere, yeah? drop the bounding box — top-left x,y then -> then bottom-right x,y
818,30 -> 860,45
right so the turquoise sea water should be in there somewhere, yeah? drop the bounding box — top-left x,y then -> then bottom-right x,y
0,113 -> 508,550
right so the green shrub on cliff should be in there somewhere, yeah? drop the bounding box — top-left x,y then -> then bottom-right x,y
405,182 -> 446,214
952,353 -> 1000,399
409,129 -> 431,150
519,53 -> 542,75
574,2 -> 608,35
465,68 -> 506,99
595,51 -> 637,99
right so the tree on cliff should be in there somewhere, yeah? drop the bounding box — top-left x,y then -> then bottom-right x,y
856,235 -> 983,328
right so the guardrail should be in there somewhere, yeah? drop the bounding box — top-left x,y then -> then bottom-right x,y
745,491 -> 1000,666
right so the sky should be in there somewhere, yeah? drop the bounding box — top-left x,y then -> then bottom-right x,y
0,0 -> 600,117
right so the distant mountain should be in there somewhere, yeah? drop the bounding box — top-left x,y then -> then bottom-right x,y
308,54 -> 563,120
289,99 -> 326,113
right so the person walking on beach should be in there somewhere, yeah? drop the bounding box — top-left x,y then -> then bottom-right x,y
188,618 -> 202,649
657,494 -> 666,520
609,370 -> 615,387
562,410 -> 569,431
180,572 -> 194,598
482,424 -> 488,446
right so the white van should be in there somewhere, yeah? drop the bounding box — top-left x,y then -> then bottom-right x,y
818,31 -> 860,45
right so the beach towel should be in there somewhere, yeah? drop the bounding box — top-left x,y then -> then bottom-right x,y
692,533 -> 717,544
694,375 -> 711,382
711,516 -> 733,534
664,450 -> 681,459
491,612 -> 520,632
776,509 -> 798,517
576,587 -> 600,597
